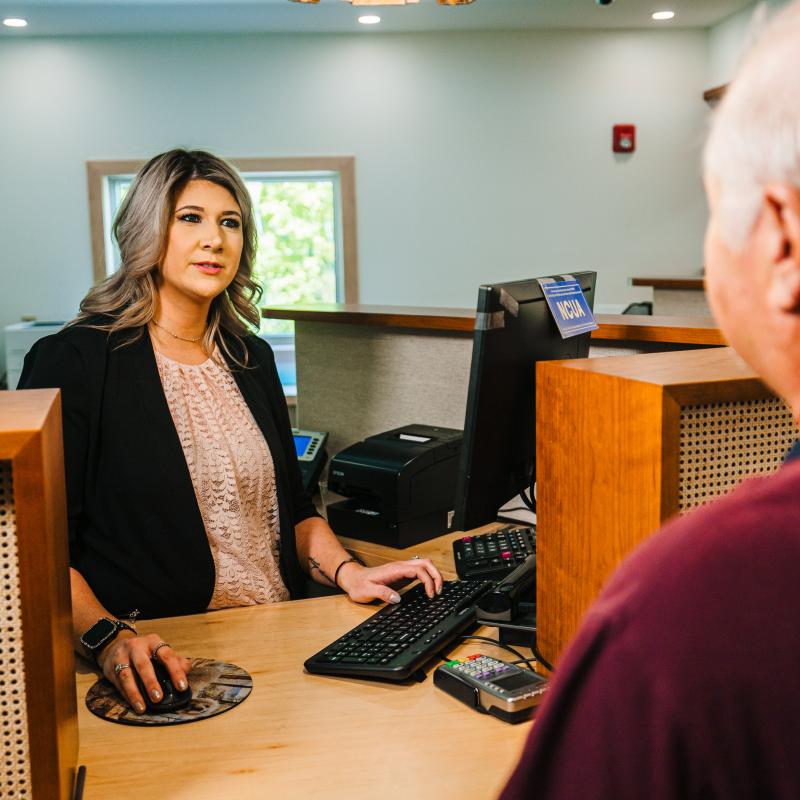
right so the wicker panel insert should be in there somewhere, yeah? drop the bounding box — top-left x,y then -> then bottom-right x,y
679,399 -> 796,511
0,461 -> 31,799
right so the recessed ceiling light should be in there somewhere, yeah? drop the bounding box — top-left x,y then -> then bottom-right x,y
3,18 -> 28,27
358,15 -> 381,24
652,11 -> 675,21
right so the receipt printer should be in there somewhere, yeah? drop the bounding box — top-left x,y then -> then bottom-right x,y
326,424 -> 463,548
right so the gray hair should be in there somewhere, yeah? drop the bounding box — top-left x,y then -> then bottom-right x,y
704,1 -> 800,250
75,149 -> 261,365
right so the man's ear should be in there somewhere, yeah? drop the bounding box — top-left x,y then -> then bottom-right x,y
764,183 -> 800,312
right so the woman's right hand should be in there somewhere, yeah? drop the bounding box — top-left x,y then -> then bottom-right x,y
97,631 -> 192,714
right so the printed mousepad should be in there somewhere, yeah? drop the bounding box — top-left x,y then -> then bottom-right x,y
85,658 -> 252,726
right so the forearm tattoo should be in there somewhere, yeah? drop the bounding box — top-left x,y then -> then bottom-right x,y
309,557 -> 334,585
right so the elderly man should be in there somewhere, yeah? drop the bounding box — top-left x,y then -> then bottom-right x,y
500,4 -> 800,799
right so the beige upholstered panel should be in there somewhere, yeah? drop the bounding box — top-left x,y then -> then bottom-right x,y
588,344 -> 648,358
294,322 -> 473,459
652,287 -> 711,317
292,320 -> 672,461
679,399 -> 796,511
0,461 -> 32,799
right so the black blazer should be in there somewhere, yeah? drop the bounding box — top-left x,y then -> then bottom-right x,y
18,321 -> 318,619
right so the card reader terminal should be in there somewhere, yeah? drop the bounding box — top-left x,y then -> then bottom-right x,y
292,428 -> 328,493
434,654 -> 548,724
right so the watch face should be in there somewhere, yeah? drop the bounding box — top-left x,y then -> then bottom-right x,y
81,618 -> 118,651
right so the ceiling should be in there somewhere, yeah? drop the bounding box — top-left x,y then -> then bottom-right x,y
0,0 -> 754,36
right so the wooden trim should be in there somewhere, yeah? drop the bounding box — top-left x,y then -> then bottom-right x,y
263,303 -> 476,332
630,276 -> 704,290
85,156 -> 359,301
0,388 -> 61,458
592,314 -> 725,346
703,84 -> 728,105
3,392 -> 78,799
339,158 -> 359,303
660,392 -> 681,520
553,346 -> 761,389
262,303 -> 725,345
665,376 -> 776,406
86,160 -> 144,284
535,365 -> 668,667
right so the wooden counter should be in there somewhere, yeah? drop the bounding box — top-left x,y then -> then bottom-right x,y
339,522 -> 504,581
262,304 -> 725,459
1,390 -> 78,800
535,346 -> 796,667
630,276 -> 704,290
263,303 -> 725,346
76,595 -> 532,799
265,303 -> 477,333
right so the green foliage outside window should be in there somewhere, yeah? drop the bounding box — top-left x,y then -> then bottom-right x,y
248,180 -> 338,335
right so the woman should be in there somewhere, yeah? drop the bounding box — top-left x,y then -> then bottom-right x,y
19,149 -> 442,714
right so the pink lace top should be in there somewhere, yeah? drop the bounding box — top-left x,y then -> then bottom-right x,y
154,348 -> 290,609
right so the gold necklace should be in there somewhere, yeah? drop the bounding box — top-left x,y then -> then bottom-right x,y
151,319 -> 206,343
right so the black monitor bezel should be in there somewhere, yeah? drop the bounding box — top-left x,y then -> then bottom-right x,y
453,272 -> 597,532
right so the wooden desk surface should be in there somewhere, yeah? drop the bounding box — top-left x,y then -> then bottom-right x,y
339,522 -> 503,580
76,595 -> 532,799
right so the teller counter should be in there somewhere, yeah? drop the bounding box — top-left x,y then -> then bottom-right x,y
535,346 -> 796,667
262,303 -> 725,459
76,525 -> 530,800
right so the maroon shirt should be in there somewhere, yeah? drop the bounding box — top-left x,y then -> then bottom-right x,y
500,459 -> 800,800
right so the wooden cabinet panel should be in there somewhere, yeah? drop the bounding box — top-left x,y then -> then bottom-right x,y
535,348 -> 793,667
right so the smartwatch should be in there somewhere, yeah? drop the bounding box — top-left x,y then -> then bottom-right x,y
80,617 -> 136,662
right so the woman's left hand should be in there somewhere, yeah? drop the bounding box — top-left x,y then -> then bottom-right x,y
337,558 -> 443,604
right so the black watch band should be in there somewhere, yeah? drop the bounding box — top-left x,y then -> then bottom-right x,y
79,617 -> 136,662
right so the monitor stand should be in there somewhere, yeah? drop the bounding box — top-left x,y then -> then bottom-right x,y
477,602 -> 536,648
496,489 -> 536,527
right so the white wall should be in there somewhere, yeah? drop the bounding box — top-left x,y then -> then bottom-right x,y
708,0 -> 792,86
0,28 -> 710,380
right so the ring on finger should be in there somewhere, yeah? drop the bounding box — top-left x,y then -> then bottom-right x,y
114,662 -> 131,677
151,641 -> 171,661
411,555 -> 421,560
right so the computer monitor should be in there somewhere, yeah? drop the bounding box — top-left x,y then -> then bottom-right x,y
453,272 -> 597,531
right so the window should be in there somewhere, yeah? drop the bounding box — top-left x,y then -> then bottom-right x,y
87,157 -> 359,396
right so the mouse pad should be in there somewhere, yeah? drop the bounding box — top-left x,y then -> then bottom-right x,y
85,658 -> 252,726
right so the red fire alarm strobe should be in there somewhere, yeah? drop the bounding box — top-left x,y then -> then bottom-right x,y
613,124 -> 636,153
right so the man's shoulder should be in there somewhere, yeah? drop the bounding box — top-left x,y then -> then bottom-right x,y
642,461 -> 800,567
597,461 -> 800,634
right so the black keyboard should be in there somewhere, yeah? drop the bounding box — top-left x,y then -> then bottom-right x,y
304,579 -> 492,682
453,526 -> 536,581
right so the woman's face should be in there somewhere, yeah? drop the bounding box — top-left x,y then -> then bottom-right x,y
158,179 -> 244,309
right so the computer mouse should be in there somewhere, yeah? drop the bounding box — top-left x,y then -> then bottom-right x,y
133,657 -> 192,713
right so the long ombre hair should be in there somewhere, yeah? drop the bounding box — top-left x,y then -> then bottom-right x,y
75,149 -> 261,365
